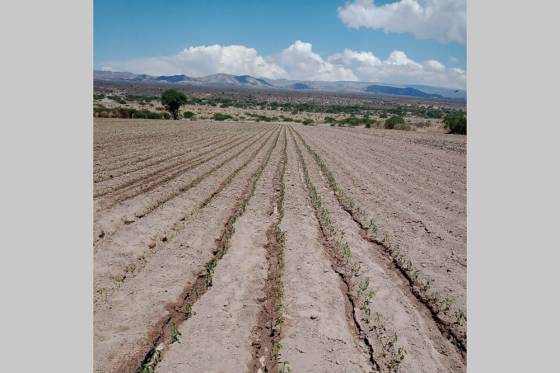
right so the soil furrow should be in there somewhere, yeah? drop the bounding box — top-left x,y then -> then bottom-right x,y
291,126 -> 467,358
292,126 -> 467,315
249,127 -> 288,373
94,130 -> 261,200
94,133 -> 230,183
291,126 -> 465,372
94,128 -> 281,302
129,126 -> 281,373
277,128 -> 373,373
93,129 -> 272,244
94,127 -> 280,373
289,127 -> 382,371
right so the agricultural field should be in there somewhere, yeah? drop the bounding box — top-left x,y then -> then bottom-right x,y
94,118 -> 466,373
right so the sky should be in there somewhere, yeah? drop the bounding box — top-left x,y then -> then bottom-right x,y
94,0 -> 466,89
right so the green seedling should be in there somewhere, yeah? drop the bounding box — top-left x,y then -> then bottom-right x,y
170,321 -> 182,343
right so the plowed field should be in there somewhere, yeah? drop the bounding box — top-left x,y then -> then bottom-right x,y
94,118 -> 466,373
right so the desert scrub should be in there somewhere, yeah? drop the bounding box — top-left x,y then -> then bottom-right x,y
211,113 -> 234,121
182,111 -> 195,119
384,116 -> 405,129
443,112 -> 467,134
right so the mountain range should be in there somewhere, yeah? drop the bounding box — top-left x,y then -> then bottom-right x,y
94,70 -> 466,101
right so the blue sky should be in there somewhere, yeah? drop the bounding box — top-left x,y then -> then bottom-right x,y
94,0 -> 466,89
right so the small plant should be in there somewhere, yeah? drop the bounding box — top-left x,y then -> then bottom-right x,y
358,277 -> 370,296
136,344 -> 163,373
185,304 -> 194,318
170,321 -> 182,343
368,219 -> 378,235
389,346 -> 406,371
280,361 -> 292,373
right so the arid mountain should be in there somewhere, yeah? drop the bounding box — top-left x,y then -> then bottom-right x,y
94,70 -> 465,100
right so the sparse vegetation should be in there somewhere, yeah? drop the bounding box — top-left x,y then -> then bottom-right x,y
94,106 -> 170,119
211,113 -> 234,121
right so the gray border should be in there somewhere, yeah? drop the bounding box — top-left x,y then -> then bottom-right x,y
468,0 -> 560,371
1,0 -> 92,371
3,0 -> 560,371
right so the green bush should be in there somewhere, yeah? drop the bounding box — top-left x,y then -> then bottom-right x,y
384,116 -> 405,129
443,112 -> 467,134
183,111 -> 195,119
302,118 -> 314,126
211,113 -> 234,121
161,89 -> 188,120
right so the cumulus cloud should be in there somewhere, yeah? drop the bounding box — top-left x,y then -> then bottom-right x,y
275,40 -> 357,81
101,41 -> 466,89
338,0 -> 466,44
328,49 -> 465,88
103,44 -> 286,79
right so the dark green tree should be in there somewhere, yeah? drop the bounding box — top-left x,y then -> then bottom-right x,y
161,89 -> 187,120
443,112 -> 467,134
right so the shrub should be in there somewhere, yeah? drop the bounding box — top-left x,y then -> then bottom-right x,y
393,122 -> 412,131
183,111 -> 195,119
302,118 -> 314,126
108,95 -> 126,104
443,112 -> 467,134
211,113 -> 234,121
161,89 -> 188,120
384,116 -> 405,129
93,107 -> 171,120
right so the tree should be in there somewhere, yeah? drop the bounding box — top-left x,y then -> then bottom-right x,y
443,112 -> 467,134
161,89 -> 187,120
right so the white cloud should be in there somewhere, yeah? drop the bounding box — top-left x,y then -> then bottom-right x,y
329,49 -> 465,88
338,0 -> 466,44
275,40 -> 357,81
101,41 -> 466,89
103,44 -> 286,79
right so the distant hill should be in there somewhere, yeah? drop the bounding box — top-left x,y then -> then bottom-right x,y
365,85 -> 445,99
94,70 -> 465,101
156,74 -> 194,83
292,83 -> 311,90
